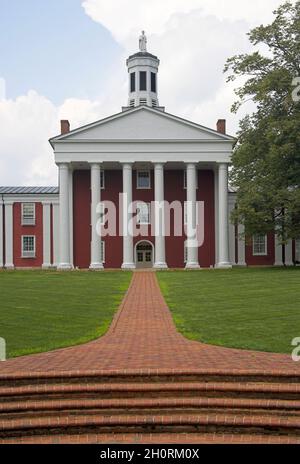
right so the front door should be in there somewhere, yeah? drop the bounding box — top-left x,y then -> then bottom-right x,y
136,242 -> 153,268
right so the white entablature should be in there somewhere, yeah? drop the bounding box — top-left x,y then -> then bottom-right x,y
50,106 -> 234,166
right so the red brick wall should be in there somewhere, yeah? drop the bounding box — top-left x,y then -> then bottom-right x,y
13,202 -> 43,267
245,232 -> 275,265
73,170 -> 91,269
72,168 -> 216,268
197,170 -> 215,268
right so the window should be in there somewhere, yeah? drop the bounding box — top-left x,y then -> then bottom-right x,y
139,71 -> 147,91
151,72 -> 156,93
137,202 -> 150,225
22,203 -> 35,225
101,241 -> 105,263
152,99 -> 157,107
22,236 -> 35,258
130,72 -> 135,92
137,170 -> 150,189
139,98 -> 147,105
253,234 -> 267,256
100,170 -> 105,189
129,99 -> 135,107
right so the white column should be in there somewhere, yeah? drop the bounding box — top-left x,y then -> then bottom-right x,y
0,200 -> 3,268
274,234 -> 283,266
52,202 -> 60,267
4,202 -> 14,269
154,163 -> 167,269
69,168 -> 74,267
237,224 -> 246,266
185,163 -> 200,269
58,163 -> 72,270
216,163 -> 232,268
121,163 -> 135,269
285,240 -> 293,266
90,163 -> 103,270
42,202 -> 51,269
214,168 -> 219,265
228,198 -> 236,265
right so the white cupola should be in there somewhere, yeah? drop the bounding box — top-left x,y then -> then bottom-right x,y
126,31 -> 162,109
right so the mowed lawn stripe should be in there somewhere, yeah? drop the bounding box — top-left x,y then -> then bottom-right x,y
157,267 -> 300,354
0,270 -> 132,358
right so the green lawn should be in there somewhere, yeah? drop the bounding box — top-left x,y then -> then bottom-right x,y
0,270 -> 132,358
157,267 -> 300,354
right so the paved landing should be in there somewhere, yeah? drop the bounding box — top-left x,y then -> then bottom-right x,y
0,272 -> 299,374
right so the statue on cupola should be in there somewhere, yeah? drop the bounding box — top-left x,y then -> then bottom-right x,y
139,31 -> 147,52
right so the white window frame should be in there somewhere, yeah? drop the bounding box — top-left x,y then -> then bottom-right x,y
101,240 -> 105,263
252,234 -> 268,256
137,170 -> 151,189
21,203 -> 35,226
100,170 -> 105,190
136,202 -> 151,225
21,235 -> 36,258
183,170 -> 198,190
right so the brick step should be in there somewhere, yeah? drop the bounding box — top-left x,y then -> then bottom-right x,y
1,431 -> 300,444
1,381 -> 300,402
1,369 -> 299,387
1,396 -> 300,418
1,412 -> 300,439
2,396 -> 300,413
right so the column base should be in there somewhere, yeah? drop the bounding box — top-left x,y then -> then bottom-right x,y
4,264 -> 14,270
185,262 -> 200,269
121,262 -> 136,270
154,262 -> 168,269
57,263 -> 73,271
42,264 -> 52,270
274,262 -> 284,267
215,262 -> 232,269
89,263 -> 104,270
237,262 -> 247,267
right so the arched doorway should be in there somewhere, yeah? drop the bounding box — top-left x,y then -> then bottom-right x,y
135,241 -> 154,268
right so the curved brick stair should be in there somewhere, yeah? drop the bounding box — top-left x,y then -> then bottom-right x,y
0,369 -> 300,443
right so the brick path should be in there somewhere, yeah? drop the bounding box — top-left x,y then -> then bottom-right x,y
0,271 -> 299,375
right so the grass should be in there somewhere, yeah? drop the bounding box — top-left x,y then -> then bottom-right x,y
0,270 -> 132,358
157,267 -> 300,354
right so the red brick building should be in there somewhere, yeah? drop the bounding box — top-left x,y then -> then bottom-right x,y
0,37 -> 298,269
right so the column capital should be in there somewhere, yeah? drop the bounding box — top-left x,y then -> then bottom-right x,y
121,162 -> 133,169
89,162 -> 102,169
185,162 -> 197,169
218,162 -> 229,170
57,162 -> 70,170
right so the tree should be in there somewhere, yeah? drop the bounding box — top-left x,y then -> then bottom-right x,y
225,1 -> 300,243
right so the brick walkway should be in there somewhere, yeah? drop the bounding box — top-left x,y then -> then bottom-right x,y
0,271 -> 299,375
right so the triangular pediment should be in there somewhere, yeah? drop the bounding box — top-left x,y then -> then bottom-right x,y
50,106 -> 234,144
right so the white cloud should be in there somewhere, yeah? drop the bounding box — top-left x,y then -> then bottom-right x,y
0,1 -> 285,185
0,83 -> 107,186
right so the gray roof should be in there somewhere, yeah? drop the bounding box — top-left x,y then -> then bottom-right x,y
0,186 -> 59,195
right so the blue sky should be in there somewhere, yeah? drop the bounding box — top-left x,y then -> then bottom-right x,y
0,0 -> 284,186
0,0 -> 121,103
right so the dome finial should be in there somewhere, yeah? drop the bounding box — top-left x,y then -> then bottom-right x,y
139,30 -> 147,52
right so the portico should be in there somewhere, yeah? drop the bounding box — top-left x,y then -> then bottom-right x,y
50,33 -> 234,271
